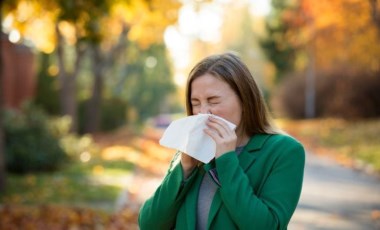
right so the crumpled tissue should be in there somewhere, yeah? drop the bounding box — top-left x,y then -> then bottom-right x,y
159,114 -> 236,163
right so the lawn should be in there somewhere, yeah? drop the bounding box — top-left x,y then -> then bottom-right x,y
278,118 -> 380,174
0,126 -> 173,229
1,157 -> 134,212
0,154 -> 135,228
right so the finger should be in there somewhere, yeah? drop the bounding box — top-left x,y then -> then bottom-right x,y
204,128 -> 237,158
204,127 -> 223,142
206,123 -> 223,138
207,117 -> 232,137
209,116 -> 234,132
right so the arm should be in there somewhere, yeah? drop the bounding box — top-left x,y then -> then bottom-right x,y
216,137 -> 305,230
138,161 -> 199,230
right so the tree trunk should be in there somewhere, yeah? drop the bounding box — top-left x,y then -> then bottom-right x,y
55,24 -> 85,133
305,47 -> 316,118
0,0 -> 7,192
369,0 -> 380,36
83,24 -> 130,133
59,72 -> 77,132
84,45 -> 103,133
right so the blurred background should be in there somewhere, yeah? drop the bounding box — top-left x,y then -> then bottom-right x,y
0,0 -> 379,229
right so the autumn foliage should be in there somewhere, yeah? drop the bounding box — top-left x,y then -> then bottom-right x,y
0,204 -> 141,230
285,0 -> 380,72
266,0 -> 380,119
0,205 -> 110,230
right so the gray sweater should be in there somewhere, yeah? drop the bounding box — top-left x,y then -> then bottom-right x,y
196,146 -> 245,230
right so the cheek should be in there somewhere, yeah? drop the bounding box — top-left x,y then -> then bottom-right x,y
208,105 -> 222,115
223,104 -> 242,125
192,107 -> 200,114
211,105 -> 237,121
227,112 -> 241,125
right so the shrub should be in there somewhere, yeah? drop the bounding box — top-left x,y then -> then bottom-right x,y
100,98 -> 128,132
48,116 -> 97,159
272,73 -> 307,119
274,70 -> 380,119
78,98 -> 128,133
3,103 -> 67,173
323,71 -> 380,119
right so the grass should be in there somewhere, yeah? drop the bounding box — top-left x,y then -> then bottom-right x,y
0,124 -> 173,219
0,156 -> 134,213
0,127 -> 152,229
277,118 -> 380,173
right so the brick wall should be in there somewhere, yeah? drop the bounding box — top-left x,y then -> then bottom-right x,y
1,35 -> 36,109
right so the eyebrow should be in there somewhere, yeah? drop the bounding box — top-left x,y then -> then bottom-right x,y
191,96 -> 221,101
207,96 -> 221,100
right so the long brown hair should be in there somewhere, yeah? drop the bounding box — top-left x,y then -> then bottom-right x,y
185,52 -> 278,136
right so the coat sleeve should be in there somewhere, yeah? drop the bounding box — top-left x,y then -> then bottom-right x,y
215,135 -> 305,230
138,160 -> 199,230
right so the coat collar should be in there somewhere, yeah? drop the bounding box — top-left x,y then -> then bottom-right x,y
244,133 -> 272,152
238,133 -> 271,171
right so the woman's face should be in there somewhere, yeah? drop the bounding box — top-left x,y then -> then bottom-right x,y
190,73 -> 243,127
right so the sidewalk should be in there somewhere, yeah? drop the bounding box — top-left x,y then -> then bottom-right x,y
108,134 -> 171,229
290,152 -> 380,230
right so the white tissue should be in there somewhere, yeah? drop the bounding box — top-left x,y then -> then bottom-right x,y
159,114 -> 236,163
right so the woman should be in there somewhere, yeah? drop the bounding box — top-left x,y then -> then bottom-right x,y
139,52 -> 305,230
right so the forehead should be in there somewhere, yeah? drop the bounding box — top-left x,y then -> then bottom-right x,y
190,74 -> 233,97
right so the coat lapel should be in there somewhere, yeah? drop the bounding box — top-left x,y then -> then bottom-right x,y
207,134 -> 271,228
239,134 -> 270,171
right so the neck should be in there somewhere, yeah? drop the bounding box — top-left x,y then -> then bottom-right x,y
237,135 -> 249,147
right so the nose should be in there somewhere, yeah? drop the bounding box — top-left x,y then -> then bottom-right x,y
200,104 -> 211,114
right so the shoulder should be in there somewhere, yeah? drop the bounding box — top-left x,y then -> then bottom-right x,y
270,134 -> 305,163
267,133 -> 303,149
250,133 -> 303,149
252,133 -> 305,160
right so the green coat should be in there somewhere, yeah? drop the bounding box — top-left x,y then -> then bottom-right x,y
139,134 -> 305,230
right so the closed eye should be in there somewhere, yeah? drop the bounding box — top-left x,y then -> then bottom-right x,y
208,96 -> 221,105
209,99 -> 220,105
191,100 -> 200,107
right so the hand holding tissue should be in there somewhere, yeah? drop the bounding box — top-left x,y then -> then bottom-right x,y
159,114 -> 236,163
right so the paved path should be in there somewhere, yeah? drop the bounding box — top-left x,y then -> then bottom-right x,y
289,153 -> 380,230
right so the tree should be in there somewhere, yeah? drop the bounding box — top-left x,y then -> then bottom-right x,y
259,0 -> 298,82
83,0 -> 181,133
223,7 -> 271,93
289,0 -> 380,73
112,43 -> 176,123
3,0 -> 90,132
369,0 -> 380,35
261,0 -> 380,118
34,53 -> 60,115
0,0 -> 7,192
3,0 -> 182,133
262,0 -> 380,75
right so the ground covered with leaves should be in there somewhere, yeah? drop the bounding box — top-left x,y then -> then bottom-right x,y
0,126 -> 172,229
1,119 -> 379,229
278,118 -> 380,175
